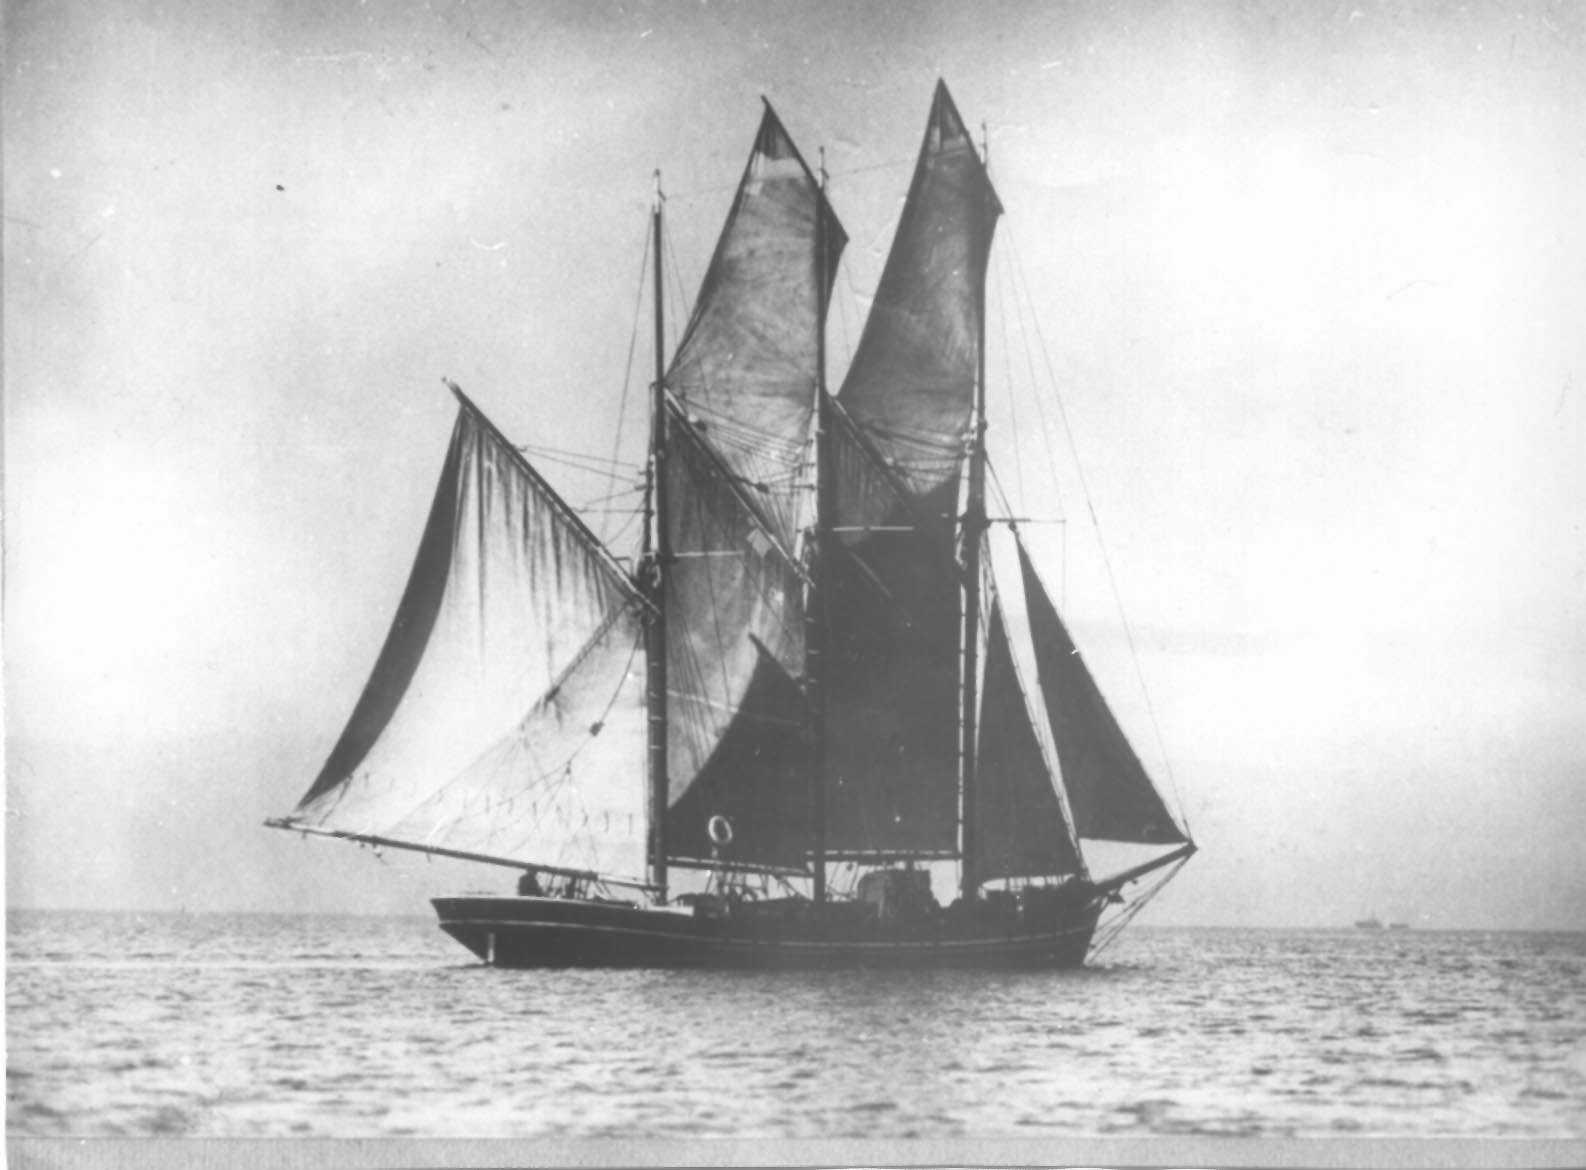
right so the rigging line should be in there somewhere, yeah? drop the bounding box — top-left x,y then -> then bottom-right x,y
515,442 -> 635,470
577,485 -> 644,511
667,398 -> 807,582
448,385 -> 646,609
674,411 -> 806,462
985,457 -> 1013,519
1004,224 -> 1190,836
662,222 -> 694,362
992,243 -> 1028,507
517,448 -> 636,480
1002,231 -> 1069,535
1088,855 -> 1188,960
828,154 -> 915,179
607,218 -> 651,546
659,154 -> 915,204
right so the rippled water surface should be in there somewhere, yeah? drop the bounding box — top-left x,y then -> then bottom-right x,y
7,910 -> 1584,1138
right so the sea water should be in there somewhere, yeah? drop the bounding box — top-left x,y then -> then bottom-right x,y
6,909 -> 1584,1139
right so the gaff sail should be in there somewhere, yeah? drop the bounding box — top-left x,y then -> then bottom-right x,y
279,390 -> 651,881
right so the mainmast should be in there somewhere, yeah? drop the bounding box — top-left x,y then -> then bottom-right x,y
806,148 -> 831,904
958,125 -> 992,902
644,171 -> 670,900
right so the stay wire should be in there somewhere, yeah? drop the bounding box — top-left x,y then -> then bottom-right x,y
602,212 -> 655,546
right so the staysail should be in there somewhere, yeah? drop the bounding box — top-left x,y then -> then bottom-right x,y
1017,538 -> 1187,845
973,594 -> 1084,881
280,390 -> 650,881
665,101 -> 846,549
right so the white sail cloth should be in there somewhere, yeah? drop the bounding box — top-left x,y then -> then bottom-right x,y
286,398 -> 649,880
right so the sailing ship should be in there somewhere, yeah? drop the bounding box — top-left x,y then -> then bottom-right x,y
268,81 -> 1195,968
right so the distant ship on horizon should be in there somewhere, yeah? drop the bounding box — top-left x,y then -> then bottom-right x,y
1355,914 -> 1413,931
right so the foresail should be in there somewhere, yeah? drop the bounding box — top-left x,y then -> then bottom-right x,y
838,79 -> 1001,500
1017,538 -> 1187,845
666,102 -> 847,548
662,404 -> 811,870
280,395 -> 649,880
974,594 -> 1084,881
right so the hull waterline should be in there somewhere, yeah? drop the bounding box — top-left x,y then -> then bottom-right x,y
432,894 -> 1104,969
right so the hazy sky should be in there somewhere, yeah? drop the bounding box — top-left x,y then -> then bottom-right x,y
6,0 -> 1583,929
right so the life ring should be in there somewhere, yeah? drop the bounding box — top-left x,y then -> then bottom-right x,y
707,815 -> 734,847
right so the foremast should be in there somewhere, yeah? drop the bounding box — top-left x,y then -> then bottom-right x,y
807,149 -> 832,905
643,172 -> 670,901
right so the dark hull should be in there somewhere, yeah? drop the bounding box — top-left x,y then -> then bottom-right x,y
432,893 -> 1104,969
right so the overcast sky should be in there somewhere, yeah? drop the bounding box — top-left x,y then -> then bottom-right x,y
6,0 -> 1583,929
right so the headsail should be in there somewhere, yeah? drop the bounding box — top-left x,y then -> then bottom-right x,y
665,101 -> 847,548
1017,537 -> 1187,845
278,390 -> 649,881
973,566 -> 1085,882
